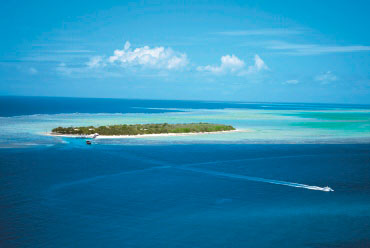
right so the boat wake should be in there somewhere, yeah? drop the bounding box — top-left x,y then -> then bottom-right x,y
48,153 -> 334,193
49,165 -> 171,191
177,166 -> 334,192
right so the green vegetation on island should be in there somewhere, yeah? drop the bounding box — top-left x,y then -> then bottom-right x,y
51,123 -> 235,136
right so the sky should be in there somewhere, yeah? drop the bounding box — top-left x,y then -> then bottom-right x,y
1,0 -> 370,104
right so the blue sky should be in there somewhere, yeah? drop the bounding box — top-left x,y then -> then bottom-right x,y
1,0 -> 370,103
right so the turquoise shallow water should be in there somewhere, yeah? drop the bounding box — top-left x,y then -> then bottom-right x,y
0,97 -> 369,247
1,107 -> 370,148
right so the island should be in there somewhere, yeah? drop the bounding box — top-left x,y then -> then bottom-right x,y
51,123 -> 236,136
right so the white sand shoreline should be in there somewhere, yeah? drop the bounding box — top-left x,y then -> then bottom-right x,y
47,129 -> 248,139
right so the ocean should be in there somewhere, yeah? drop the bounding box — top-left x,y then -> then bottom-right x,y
0,96 -> 369,247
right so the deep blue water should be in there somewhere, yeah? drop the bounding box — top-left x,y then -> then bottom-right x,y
0,97 -> 370,247
2,96 -> 370,117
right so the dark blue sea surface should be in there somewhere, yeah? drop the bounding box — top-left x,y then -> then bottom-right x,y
1,144 -> 370,247
0,96 -> 369,247
2,96 -> 370,117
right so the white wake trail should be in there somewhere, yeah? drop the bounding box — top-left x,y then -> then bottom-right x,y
177,167 -> 334,192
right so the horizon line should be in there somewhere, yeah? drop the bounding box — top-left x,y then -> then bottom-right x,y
1,94 -> 370,106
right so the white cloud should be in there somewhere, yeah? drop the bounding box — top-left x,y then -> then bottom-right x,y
248,55 -> 269,73
197,55 -> 244,74
315,71 -> 337,84
28,67 -> 38,75
197,54 -> 268,76
108,41 -> 188,70
214,28 -> 303,36
124,41 -> 131,50
56,63 -> 73,75
56,41 -> 189,77
20,49 -> 94,63
86,56 -> 106,68
267,41 -> 370,55
56,62 -> 122,78
52,50 -> 94,54
283,79 -> 299,84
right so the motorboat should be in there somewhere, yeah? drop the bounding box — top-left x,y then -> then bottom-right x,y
323,186 -> 334,192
